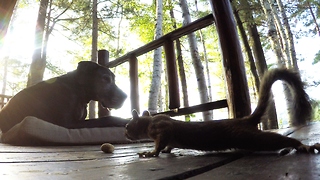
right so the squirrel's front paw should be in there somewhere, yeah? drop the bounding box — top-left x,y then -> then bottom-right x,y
296,143 -> 320,154
161,146 -> 173,153
138,151 -> 159,158
310,143 -> 320,153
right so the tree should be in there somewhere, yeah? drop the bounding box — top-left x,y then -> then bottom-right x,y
260,0 -> 285,67
260,0 -> 301,126
179,0 -> 212,121
148,0 -> 164,114
169,0 -> 190,121
234,0 -> 278,129
275,0 -> 298,70
194,0 -> 213,104
27,0 -> 49,87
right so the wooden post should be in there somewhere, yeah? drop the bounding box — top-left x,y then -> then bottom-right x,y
129,55 -> 140,113
98,49 -> 109,65
164,40 -> 180,110
97,50 -> 111,117
209,0 -> 251,118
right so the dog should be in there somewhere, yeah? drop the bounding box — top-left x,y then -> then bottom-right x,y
125,68 -> 320,157
0,61 -> 128,133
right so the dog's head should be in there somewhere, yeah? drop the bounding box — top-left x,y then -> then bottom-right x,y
76,61 -> 127,109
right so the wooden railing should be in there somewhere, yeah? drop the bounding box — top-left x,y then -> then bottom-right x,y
103,0 -> 251,118
106,14 -> 219,115
100,14 -> 229,117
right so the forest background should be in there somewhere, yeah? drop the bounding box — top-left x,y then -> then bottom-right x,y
0,0 -> 320,129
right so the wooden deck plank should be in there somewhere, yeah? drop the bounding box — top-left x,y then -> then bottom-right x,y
0,143 -> 153,163
189,152 -> 320,180
0,152 -> 241,179
1,123 -> 319,179
189,123 -> 320,180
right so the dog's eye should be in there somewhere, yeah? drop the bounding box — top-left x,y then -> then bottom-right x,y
103,76 -> 111,83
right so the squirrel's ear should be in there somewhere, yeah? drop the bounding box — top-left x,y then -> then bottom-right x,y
142,110 -> 151,117
132,109 -> 139,119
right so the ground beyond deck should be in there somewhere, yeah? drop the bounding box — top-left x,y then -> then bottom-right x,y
1,123 -> 320,180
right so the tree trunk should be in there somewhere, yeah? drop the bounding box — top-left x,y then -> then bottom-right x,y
268,0 -> 291,67
169,5 -> 190,121
260,0 -> 294,126
148,0 -> 163,114
237,0 -> 278,129
179,0 -> 212,121
260,0 -> 285,67
275,0 -> 300,126
0,0 -> 18,49
194,0 -> 213,104
27,0 -> 49,87
233,7 -> 260,91
249,24 -> 279,130
276,0 -> 298,70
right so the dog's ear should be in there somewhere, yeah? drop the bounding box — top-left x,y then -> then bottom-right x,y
77,61 -> 100,73
76,61 -> 100,85
132,109 -> 140,119
142,110 -> 151,117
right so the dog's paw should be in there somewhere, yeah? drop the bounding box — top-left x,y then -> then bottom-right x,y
279,148 -> 293,156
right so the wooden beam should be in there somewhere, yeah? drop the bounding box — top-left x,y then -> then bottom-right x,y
107,14 -> 215,68
98,49 -> 109,65
155,99 -> 228,117
129,55 -> 140,113
164,40 -> 180,109
97,50 -> 111,117
209,0 -> 251,118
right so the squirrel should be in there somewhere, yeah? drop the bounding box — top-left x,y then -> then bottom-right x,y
125,68 -> 320,157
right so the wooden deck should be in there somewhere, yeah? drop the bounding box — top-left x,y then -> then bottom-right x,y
1,123 -> 320,180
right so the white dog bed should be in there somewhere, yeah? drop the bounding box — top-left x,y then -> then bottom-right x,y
0,116 -> 130,145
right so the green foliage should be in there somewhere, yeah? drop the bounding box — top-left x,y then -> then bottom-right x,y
312,50 -> 320,64
127,3 -> 156,43
46,61 -> 66,76
0,58 -> 29,95
310,99 -> 320,121
287,0 -> 320,37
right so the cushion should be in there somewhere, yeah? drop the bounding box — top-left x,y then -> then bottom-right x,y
0,116 -> 130,146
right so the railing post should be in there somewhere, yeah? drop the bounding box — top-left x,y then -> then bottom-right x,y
98,49 -> 111,117
129,55 -> 140,114
209,0 -> 251,118
164,40 -> 180,110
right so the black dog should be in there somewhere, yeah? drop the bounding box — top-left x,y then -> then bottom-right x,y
0,61 -> 128,133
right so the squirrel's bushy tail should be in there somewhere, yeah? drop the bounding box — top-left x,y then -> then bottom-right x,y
250,68 -> 311,126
